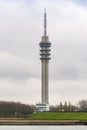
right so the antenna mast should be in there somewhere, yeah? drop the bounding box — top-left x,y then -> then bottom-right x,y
44,8 -> 47,36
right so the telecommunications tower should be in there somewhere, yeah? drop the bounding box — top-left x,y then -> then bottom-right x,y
37,9 -> 51,111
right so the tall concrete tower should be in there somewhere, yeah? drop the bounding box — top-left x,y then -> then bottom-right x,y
37,9 -> 51,111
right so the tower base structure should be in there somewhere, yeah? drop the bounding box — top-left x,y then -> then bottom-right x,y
36,103 -> 49,112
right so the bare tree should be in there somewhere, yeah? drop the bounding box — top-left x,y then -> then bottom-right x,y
78,99 -> 87,111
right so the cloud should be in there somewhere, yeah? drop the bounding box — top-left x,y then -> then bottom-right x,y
0,0 -> 87,81
50,80 -> 87,104
0,0 -> 87,80
0,0 -> 87,104
0,52 -> 40,79
49,0 -> 87,80
0,78 -> 40,104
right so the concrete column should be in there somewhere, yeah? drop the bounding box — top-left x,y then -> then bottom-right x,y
41,60 -> 46,104
45,60 -> 49,104
41,60 -> 49,104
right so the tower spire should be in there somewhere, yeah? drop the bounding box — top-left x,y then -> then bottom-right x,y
44,8 -> 47,36
42,8 -> 49,43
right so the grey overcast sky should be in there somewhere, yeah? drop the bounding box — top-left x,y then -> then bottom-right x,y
0,0 -> 87,105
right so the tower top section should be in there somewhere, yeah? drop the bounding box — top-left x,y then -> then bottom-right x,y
41,8 -> 49,43
39,8 -> 51,61
44,8 -> 47,37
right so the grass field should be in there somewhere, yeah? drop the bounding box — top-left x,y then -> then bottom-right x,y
28,112 -> 87,121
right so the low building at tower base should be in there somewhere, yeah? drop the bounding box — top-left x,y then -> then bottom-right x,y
36,103 -> 49,112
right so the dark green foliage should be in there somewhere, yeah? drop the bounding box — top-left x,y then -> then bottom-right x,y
0,101 -> 35,117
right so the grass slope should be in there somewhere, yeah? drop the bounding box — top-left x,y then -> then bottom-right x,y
28,112 -> 87,121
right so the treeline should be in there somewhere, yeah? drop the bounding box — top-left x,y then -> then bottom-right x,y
50,99 -> 87,112
0,100 -> 87,117
0,101 -> 35,117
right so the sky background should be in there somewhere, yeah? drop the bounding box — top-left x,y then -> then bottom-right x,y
0,0 -> 87,105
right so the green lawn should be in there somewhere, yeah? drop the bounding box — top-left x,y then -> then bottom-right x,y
28,112 -> 87,121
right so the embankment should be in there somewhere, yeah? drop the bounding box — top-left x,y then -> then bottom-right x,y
0,118 -> 86,125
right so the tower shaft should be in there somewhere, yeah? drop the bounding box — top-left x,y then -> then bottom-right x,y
42,60 -> 49,104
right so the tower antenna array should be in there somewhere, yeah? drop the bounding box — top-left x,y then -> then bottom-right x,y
44,8 -> 47,37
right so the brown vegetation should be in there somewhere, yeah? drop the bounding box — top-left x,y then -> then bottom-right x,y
0,101 -> 35,117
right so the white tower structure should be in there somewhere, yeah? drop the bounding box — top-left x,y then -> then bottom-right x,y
37,9 -> 51,111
